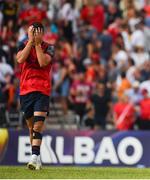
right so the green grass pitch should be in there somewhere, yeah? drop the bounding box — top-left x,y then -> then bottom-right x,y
1,166 -> 150,179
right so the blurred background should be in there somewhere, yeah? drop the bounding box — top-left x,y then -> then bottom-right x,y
0,0 -> 150,131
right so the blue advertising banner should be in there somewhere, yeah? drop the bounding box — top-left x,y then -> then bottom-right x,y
0,128 -> 150,167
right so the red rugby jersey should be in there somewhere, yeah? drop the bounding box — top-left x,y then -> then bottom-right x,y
113,102 -> 135,130
17,41 -> 54,96
140,98 -> 150,120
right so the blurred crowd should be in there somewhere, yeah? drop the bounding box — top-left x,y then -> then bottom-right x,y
0,0 -> 150,130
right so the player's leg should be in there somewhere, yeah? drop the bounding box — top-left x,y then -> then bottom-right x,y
27,92 -> 49,170
26,116 -> 34,144
32,111 -> 46,146
27,111 -> 46,170
20,94 -> 34,145
24,113 -> 35,170
33,111 -> 46,170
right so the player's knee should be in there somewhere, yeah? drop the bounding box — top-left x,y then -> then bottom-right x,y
33,116 -> 45,132
33,125 -> 42,132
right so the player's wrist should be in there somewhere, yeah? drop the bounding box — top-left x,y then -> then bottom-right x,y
28,40 -> 34,45
35,43 -> 41,47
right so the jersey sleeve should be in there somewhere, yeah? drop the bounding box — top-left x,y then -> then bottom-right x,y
45,45 -> 55,58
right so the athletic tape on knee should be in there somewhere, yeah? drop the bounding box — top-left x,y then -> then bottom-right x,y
34,116 -> 45,123
33,130 -> 42,140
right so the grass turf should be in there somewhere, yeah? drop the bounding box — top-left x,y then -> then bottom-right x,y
0,166 -> 150,179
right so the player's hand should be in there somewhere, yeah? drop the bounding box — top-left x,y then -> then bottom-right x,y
34,28 -> 43,46
28,26 -> 34,43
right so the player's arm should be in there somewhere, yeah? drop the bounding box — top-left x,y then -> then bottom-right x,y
113,111 -> 117,127
53,68 -> 67,90
35,44 -> 51,67
34,28 -> 54,67
16,26 -> 34,63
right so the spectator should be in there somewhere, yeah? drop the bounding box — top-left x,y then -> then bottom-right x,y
19,2 -> 47,25
105,1 -> 122,26
137,89 -> 150,129
99,28 -> 113,62
117,71 -> 131,98
70,72 -> 93,121
113,94 -> 135,130
125,81 -> 143,104
82,100 -> 95,129
0,59 -> 14,82
126,58 -> 136,84
121,22 -> 132,52
80,0 -> 105,32
140,77 -> 150,97
1,1 -> 18,40
130,44 -> 149,68
90,82 -> 111,130
113,44 -> 128,69
83,58 -> 96,82
140,61 -> 150,81
107,60 -> 118,83
0,38 -> 8,63
107,18 -> 122,42
127,7 -> 140,32
130,21 -> 146,50
58,0 -> 80,42
18,21 -> 28,44
2,73 -> 15,109
53,60 -> 71,97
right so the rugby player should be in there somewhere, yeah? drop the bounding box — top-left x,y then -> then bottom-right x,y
16,22 -> 54,170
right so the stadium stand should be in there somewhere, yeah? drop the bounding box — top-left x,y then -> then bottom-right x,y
0,0 -> 150,130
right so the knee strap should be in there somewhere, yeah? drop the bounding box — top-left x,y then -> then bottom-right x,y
33,130 -> 42,140
34,116 -> 45,123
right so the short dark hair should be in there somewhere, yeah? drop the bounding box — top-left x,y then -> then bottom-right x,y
121,71 -> 126,78
31,22 -> 44,32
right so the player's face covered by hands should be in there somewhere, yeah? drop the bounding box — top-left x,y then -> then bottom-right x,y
34,27 -> 43,45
